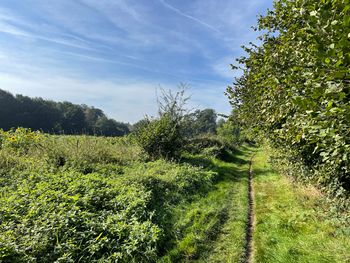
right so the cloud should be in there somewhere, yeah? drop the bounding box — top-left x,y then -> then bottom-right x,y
0,71 -> 159,123
0,0 -> 273,123
0,8 -> 97,51
0,21 -> 29,37
157,0 -> 221,34
212,57 -> 243,80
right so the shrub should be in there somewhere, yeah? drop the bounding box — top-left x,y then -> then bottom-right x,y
0,170 -> 161,262
134,114 -> 184,160
184,135 -> 235,161
0,158 -> 216,262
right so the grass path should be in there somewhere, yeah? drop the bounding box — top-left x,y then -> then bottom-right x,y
160,146 -> 350,262
159,146 -> 254,262
252,148 -> 350,263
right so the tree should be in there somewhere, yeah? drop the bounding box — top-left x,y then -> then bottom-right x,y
0,89 -> 129,136
135,84 -> 190,160
94,117 -> 129,136
182,108 -> 217,137
227,0 -> 350,189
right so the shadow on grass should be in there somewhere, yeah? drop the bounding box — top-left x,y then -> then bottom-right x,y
181,154 -> 248,183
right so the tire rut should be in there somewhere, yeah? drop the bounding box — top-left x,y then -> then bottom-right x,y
243,155 -> 255,263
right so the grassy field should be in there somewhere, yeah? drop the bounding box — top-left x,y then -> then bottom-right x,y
252,148 -> 350,263
1,128 -> 349,262
0,129 -> 252,262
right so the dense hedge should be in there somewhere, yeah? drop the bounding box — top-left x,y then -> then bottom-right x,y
228,0 -> 350,191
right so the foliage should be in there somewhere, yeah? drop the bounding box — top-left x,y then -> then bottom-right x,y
184,135 -> 224,154
182,109 -> 218,137
134,114 -> 184,160
134,85 -> 191,160
0,130 -> 217,262
0,128 -> 42,153
227,0 -> 350,191
217,119 -> 242,147
184,134 -> 235,161
0,171 -> 160,263
0,89 -> 129,136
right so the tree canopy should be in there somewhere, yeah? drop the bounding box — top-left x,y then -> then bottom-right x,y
227,0 -> 350,189
0,89 -> 129,136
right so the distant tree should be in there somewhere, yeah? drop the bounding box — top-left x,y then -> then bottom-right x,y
194,108 -> 217,134
82,105 -> 105,134
58,102 -> 87,133
131,119 -> 150,132
182,108 -> 217,137
0,89 -> 129,136
0,89 -> 18,130
217,118 -> 225,129
94,117 -> 129,136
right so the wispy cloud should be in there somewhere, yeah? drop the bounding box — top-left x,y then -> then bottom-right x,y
0,8 -> 97,51
0,0 -> 273,122
158,0 -> 221,34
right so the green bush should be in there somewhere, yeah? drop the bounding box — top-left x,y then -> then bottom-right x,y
217,120 -> 242,147
184,135 -> 235,161
0,128 -> 42,153
134,114 -> 184,160
184,135 -> 224,154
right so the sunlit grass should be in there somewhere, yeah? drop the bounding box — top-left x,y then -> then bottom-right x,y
159,146 -> 254,262
253,148 -> 350,263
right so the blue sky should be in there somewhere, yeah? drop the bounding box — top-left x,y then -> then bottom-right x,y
0,0 -> 273,123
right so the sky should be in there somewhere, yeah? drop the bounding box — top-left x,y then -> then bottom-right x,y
0,0 -> 273,123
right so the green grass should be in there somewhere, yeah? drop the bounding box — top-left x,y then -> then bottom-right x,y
252,148 -> 350,263
3,129 -> 349,262
159,146 -> 254,262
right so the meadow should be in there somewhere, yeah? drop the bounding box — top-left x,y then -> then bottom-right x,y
1,128 -> 349,262
0,128 -> 244,262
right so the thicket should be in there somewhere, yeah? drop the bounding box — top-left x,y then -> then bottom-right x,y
0,129 -> 217,262
227,0 -> 350,197
0,89 -> 129,136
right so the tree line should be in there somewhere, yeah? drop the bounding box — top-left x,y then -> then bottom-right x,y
0,89 -> 130,136
0,88 -> 224,138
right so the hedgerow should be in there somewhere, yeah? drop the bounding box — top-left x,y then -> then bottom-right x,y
228,0 -> 350,193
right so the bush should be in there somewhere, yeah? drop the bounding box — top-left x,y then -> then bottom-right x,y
0,157 -> 216,262
184,135 -> 235,161
217,119 -> 243,147
0,170 -> 160,262
134,114 -> 184,160
184,135 -> 223,154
